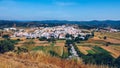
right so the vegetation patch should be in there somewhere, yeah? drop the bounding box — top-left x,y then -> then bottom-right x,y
93,46 -> 110,54
86,50 -> 96,54
0,40 -> 15,53
62,47 -> 69,58
32,46 -> 64,57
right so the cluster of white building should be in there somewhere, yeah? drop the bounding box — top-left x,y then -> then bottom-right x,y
4,28 -> 17,31
11,25 -> 91,39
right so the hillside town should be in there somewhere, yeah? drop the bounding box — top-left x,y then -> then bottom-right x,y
0,25 -> 93,40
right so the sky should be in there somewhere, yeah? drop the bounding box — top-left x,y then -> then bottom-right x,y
0,0 -> 120,21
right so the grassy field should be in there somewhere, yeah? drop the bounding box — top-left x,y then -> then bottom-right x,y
86,50 -> 96,54
77,45 -> 110,55
94,32 -> 120,40
77,46 -> 92,55
100,46 -> 120,58
76,32 -> 120,58
15,39 -> 65,47
94,32 -> 120,44
76,41 -> 120,58
0,51 -> 83,68
32,46 -> 64,57
0,35 -> 118,68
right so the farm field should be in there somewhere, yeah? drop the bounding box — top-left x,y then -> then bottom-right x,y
76,37 -> 120,58
77,45 -> 110,55
15,39 -> 65,47
15,39 -> 50,46
76,32 -> 120,58
55,40 -> 65,46
77,46 -> 92,55
0,31 -> 120,68
14,39 -> 68,57
32,46 -> 65,57
94,32 -> 120,44
100,46 -> 120,58
94,32 -> 120,40
111,46 -> 120,52
5,38 -> 67,58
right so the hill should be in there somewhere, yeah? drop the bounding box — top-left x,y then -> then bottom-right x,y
0,20 -> 120,29
0,51 -> 84,68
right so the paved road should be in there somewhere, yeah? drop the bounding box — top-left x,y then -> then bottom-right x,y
69,44 -> 79,58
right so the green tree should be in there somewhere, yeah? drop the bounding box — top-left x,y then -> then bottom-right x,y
114,56 -> 120,67
103,36 -> 107,40
65,40 -> 74,46
47,37 -> 56,43
106,42 -> 111,46
91,31 -> 94,37
65,33 -> 70,38
39,37 -> 47,41
2,34 -> 10,39
74,37 -> 80,43
0,40 -> 15,53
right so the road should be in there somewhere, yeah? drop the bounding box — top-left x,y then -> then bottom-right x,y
69,44 -> 79,58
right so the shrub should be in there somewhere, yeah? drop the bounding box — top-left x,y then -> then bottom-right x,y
0,40 -> 15,53
114,56 -> 120,67
2,34 -> 10,39
39,37 -> 47,41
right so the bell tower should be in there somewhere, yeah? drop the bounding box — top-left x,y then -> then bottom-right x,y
13,23 -> 16,28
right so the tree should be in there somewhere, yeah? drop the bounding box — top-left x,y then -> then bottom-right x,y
74,37 -> 80,43
114,56 -> 120,67
65,40 -> 74,46
16,47 -> 28,54
106,42 -> 111,46
91,31 -> 94,37
65,33 -> 70,38
47,37 -> 56,43
78,34 -> 81,37
0,40 -> 15,53
39,37 -> 47,41
2,34 -> 10,39
103,36 -> 107,40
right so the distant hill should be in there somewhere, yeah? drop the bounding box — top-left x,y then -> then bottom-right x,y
0,20 -> 120,29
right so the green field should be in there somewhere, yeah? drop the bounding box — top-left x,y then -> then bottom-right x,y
86,50 -> 96,54
93,46 -> 110,54
32,46 -> 68,58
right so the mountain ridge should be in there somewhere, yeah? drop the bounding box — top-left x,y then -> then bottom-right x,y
0,20 -> 120,29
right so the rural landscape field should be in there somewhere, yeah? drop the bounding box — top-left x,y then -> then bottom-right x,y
0,0 -> 120,68
0,24 -> 120,68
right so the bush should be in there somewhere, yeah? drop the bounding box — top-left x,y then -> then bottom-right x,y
65,40 -> 74,46
49,50 -> 59,57
47,37 -> 56,43
2,34 -> 10,39
16,47 -> 28,54
114,56 -> 120,67
0,40 -> 15,53
39,37 -> 47,41
103,36 -> 107,40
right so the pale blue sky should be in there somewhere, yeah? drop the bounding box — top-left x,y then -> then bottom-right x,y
0,0 -> 120,21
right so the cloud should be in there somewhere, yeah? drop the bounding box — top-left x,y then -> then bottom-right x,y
55,2 -> 77,6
